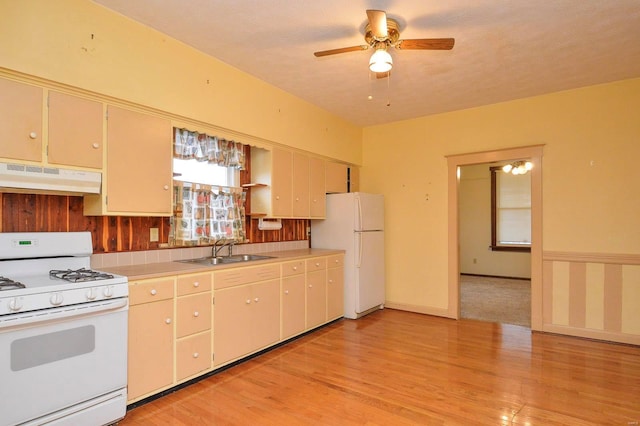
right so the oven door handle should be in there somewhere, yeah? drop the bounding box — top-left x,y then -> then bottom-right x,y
0,298 -> 128,330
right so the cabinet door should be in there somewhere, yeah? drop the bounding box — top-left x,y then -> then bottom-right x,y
309,157 -> 326,218
292,152 -> 310,217
271,148 -> 292,217
307,269 -> 327,329
48,91 -> 103,169
325,161 -> 348,194
327,266 -> 345,320
176,332 -> 212,381
176,292 -> 212,338
0,78 -> 42,162
105,105 -> 172,214
213,285 -> 253,366
128,299 -> 174,401
282,274 -> 306,339
251,279 -> 280,350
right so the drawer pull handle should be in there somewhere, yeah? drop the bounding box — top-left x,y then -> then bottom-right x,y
335,259 -> 339,263
246,299 -> 251,304
193,352 -> 199,359
193,281 -> 200,287
165,318 -> 172,324
163,185 -> 169,190
329,279 -> 333,283
284,290 -> 289,295
293,266 -> 298,271
92,142 -> 100,149
254,297 -> 259,303
29,132 -> 38,139
315,262 -> 320,267
193,311 -> 199,317
308,284 -> 313,288
150,289 -> 157,295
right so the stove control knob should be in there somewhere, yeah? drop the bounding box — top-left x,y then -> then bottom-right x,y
50,293 -> 64,306
103,286 -> 114,298
8,297 -> 23,312
86,288 -> 98,301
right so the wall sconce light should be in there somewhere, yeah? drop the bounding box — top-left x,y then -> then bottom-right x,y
502,160 -> 533,175
369,44 -> 393,73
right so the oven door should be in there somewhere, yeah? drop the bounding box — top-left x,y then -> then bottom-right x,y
0,298 -> 128,426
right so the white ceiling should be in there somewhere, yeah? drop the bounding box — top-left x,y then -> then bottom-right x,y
93,0 -> 640,127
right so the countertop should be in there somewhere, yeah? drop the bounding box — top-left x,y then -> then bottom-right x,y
100,248 -> 344,281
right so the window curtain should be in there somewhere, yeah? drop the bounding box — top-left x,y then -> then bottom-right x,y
170,128 -> 247,246
173,128 -> 245,169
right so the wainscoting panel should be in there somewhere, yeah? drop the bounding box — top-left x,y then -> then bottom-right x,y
543,251 -> 640,345
0,193 -> 307,254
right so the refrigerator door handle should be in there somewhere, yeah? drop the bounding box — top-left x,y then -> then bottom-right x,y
356,196 -> 362,231
355,232 -> 363,267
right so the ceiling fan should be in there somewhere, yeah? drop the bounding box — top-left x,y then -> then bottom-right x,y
314,9 -> 454,77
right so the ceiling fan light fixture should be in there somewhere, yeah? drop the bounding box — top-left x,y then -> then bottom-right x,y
369,47 -> 392,73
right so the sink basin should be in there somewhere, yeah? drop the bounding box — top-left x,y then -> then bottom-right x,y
177,254 -> 275,266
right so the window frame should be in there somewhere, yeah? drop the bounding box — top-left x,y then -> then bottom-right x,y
490,166 -> 531,253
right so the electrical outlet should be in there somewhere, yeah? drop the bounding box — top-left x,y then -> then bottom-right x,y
150,228 -> 159,242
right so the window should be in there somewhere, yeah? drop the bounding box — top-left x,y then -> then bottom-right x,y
491,166 -> 531,252
173,158 -> 238,187
170,128 -> 247,246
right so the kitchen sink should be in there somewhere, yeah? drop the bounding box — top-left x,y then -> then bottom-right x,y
177,254 -> 275,266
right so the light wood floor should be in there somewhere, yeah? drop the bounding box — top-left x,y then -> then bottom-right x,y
121,309 -> 640,425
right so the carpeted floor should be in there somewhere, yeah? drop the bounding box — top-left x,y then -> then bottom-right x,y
459,274 -> 531,328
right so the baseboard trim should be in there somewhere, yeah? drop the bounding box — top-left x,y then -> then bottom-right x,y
384,302 -> 453,319
543,323 -> 640,346
460,273 -> 531,281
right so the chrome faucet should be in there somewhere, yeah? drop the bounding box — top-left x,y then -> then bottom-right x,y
212,239 -> 234,258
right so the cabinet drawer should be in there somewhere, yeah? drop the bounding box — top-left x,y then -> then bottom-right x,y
327,254 -> 344,268
176,292 -> 212,338
176,332 -> 211,381
214,264 -> 280,289
129,278 -> 174,306
177,273 -> 212,296
281,260 -> 305,277
306,257 -> 327,272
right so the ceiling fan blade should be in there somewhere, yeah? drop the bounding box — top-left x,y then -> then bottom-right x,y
366,9 -> 388,39
314,45 -> 369,57
396,38 -> 455,50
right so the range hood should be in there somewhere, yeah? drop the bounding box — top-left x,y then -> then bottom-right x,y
0,162 -> 101,195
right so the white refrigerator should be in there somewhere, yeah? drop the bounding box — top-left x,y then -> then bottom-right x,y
311,192 -> 385,319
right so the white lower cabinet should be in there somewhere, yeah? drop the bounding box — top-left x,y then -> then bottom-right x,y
127,252 -> 344,402
281,260 -> 306,339
213,278 -> 280,366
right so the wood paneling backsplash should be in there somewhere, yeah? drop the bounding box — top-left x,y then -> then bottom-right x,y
0,193 -> 308,254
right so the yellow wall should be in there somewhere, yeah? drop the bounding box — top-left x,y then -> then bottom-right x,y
362,78 -> 640,321
0,0 -> 361,164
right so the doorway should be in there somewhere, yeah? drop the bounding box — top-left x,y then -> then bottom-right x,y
445,145 -> 543,331
458,162 -> 532,327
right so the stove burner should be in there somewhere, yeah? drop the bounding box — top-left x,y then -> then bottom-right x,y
49,268 -> 115,283
0,276 -> 26,291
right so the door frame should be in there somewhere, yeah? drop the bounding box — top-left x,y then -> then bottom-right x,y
446,145 -> 544,330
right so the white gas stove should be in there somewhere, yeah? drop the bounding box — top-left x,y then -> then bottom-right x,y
0,232 -> 129,426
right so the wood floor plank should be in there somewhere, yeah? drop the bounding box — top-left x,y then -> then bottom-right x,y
121,309 -> 640,425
